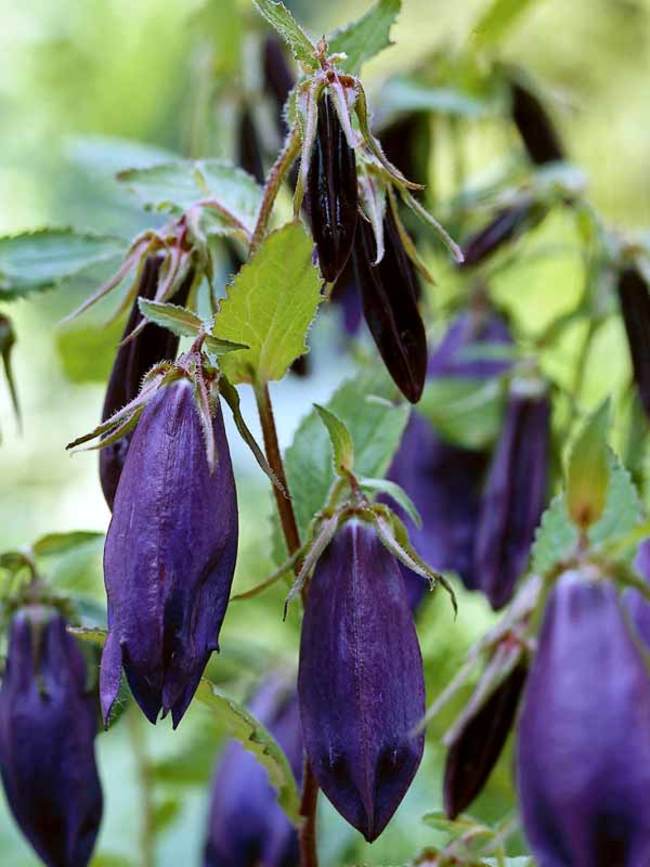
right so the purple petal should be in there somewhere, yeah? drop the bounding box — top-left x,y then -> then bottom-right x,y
517,571 -> 650,866
298,520 -> 425,841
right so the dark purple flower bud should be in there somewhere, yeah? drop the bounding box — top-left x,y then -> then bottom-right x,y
330,254 -> 364,337
378,113 -> 430,190
237,108 -> 266,186
263,36 -> 295,138
474,383 -> 550,610
517,571 -> 650,866
307,94 -> 358,283
385,310 -> 513,603
0,606 -> 103,867
100,255 -> 192,510
617,266 -> 650,421
298,519 -> 425,841
353,209 -> 427,403
459,201 -> 544,269
444,660 -> 527,819
100,379 -> 238,727
204,677 -> 302,867
510,80 -> 564,166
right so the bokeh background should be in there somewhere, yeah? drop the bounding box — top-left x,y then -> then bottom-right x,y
0,0 -> 649,864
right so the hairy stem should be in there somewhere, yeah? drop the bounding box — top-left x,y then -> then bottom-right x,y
127,708 -> 155,867
254,381 -> 319,867
250,128 -> 301,254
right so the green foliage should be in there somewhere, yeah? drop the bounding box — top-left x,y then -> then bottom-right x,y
314,404 -> 354,474
277,369 -> 410,557
251,0 -> 316,70
32,531 -> 104,558
0,230 -> 125,300
533,455 -> 643,575
328,0 -> 401,74
566,400 -> 610,529
473,0 -> 541,46
380,77 -> 489,118
419,377 -> 506,450
117,160 -> 263,234
196,679 -> 300,824
213,222 -> 322,384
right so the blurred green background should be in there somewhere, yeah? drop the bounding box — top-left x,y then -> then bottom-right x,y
0,0 -> 649,864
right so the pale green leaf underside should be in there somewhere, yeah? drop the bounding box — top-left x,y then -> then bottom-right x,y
213,222 -> 321,384
117,160 -> 263,234
0,229 -> 125,299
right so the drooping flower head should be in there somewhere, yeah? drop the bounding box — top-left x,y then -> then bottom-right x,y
0,606 -> 103,867
100,376 -> 238,727
298,518 -> 425,841
517,570 -> 650,866
385,308 -> 513,605
474,376 -> 550,609
204,676 -> 302,867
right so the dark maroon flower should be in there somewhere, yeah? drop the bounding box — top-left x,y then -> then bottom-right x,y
617,266 -> 650,421
237,108 -> 266,185
378,113 -> 430,189
444,660 -> 527,819
385,310 -> 512,603
100,379 -> 238,727
510,80 -> 564,166
298,519 -> 425,841
330,254 -> 364,337
100,255 -> 192,510
460,201 -> 544,269
307,94 -> 358,283
204,677 -> 302,867
263,36 -> 295,138
0,606 -> 103,867
353,209 -> 427,403
517,570 -> 650,866
474,383 -> 550,609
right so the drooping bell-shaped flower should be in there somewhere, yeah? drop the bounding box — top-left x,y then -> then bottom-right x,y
307,93 -> 359,283
100,378 -> 238,727
100,255 -> 192,509
444,660 -> 527,819
385,310 -> 512,604
204,676 -> 302,867
0,606 -> 103,867
517,570 -> 650,866
617,265 -> 650,422
510,78 -> 564,166
353,209 -> 427,403
474,379 -> 550,609
459,200 -> 545,269
298,519 -> 425,841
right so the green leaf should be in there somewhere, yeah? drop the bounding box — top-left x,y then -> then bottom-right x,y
419,377 -> 506,450
137,299 -> 204,338
151,718 -> 221,785
213,222 -> 321,384
358,477 -> 421,528
380,77 -> 488,118
56,317 -> 127,384
67,626 -> 108,648
589,453 -> 642,547
472,0 -> 540,46
196,679 -> 300,824
0,229 -> 125,300
328,0 -> 400,74
117,160 -> 263,234
251,0 -> 316,69
33,531 -> 104,558
314,404 -> 354,473
277,369 -> 410,557
566,400 -> 610,530
531,493 -> 579,576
